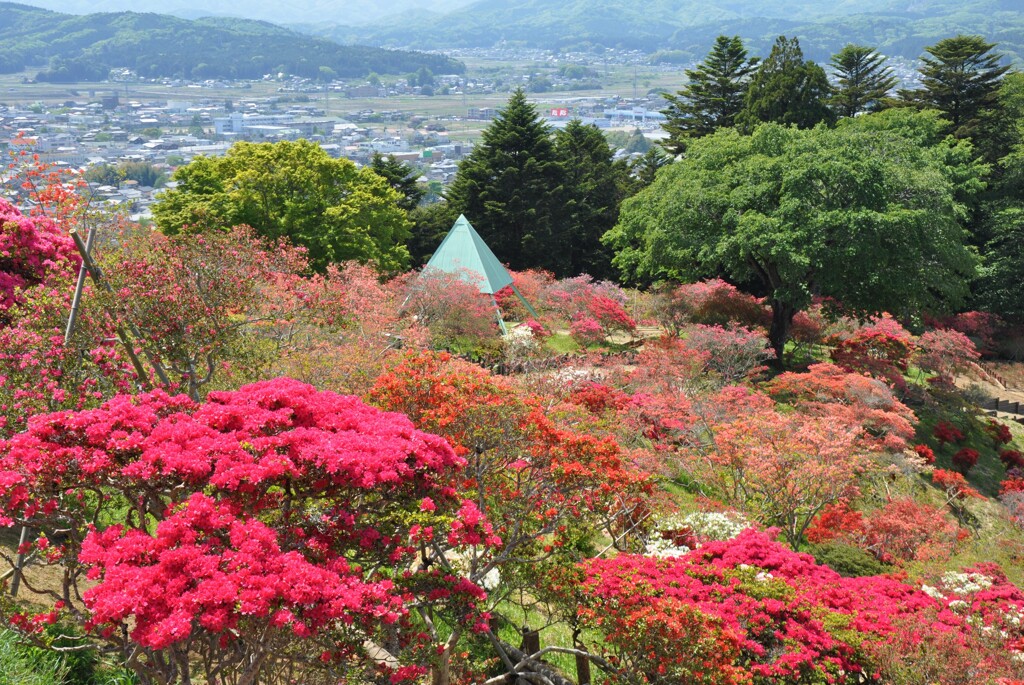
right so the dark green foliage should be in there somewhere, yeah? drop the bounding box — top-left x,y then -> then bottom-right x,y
0,3 -> 463,81
905,35 -> 1010,137
737,36 -> 835,133
407,202 -> 458,266
829,44 -> 898,118
661,35 -> 758,155
554,120 -> 630,279
152,140 -> 410,272
605,111 -> 983,359
444,89 -> 565,274
369,153 -> 426,213
629,146 -> 672,189
808,543 -> 891,578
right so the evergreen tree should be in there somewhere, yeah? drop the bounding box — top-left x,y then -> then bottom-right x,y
736,36 -> 835,133
829,45 -> 897,118
661,35 -> 758,155
444,89 -> 564,273
555,120 -> 630,279
904,35 -> 1009,137
370,153 -> 426,213
630,146 -> 672,190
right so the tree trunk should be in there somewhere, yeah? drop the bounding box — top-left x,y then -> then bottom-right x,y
768,300 -> 796,368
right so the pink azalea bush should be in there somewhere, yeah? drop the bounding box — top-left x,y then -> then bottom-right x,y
0,378 -> 495,684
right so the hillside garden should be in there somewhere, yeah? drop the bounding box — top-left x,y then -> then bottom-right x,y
2,31 -> 1024,685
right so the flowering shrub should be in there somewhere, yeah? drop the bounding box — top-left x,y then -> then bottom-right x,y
654,279 -> 767,333
952,447 -> 981,474
925,311 -> 1004,356
684,409 -> 870,546
0,379 -> 490,684
916,328 -> 981,385
0,198 -> 79,316
570,315 -> 607,345
765,363 -> 917,453
915,443 -> 937,465
540,275 -> 636,338
830,317 -> 915,388
806,500 -> 965,563
933,468 -> 983,502
683,324 -> 774,383
567,529 -> 1022,685
403,267 -> 497,347
1002,449 -> 1024,470
934,421 -> 966,446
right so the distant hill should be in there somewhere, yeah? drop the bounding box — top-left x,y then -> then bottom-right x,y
0,2 -> 464,83
312,0 -> 1024,64
4,0 -> 475,27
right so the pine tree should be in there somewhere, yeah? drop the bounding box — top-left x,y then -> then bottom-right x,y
661,35 -> 758,155
829,45 -> 897,118
910,35 -> 1010,136
445,89 -> 564,273
370,153 -> 425,213
736,36 -> 835,133
554,120 -> 630,279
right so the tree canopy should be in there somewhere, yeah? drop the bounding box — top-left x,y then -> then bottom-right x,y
661,35 -> 758,155
152,140 -> 411,272
829,44 -> 898,118
907,35 -> 1010,137
736,36 -> 835,133
604,111 -> 983,359
444,89 -> 565,274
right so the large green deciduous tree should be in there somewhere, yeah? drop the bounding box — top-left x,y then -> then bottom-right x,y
737,36 -> 835,133
661,35 -> 758,155
604,111 -> 983,361
829,44 -> 897,118
152,140 -> 411,272
908,35 -> 1010,138
444,89 -> 565,273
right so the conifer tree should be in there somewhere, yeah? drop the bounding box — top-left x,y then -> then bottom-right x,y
370,153 -> 426,213
445,89 -> 564,272
661,35 -> 758,155
907,35 -> 1010,137
555,120 -> 630,279
737,36 -> 835,133
829,45 -> 897,118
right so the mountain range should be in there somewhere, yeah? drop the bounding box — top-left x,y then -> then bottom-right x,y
4,0 -> 474,26
308,0 -> 1024,63
0,3 -> 464,82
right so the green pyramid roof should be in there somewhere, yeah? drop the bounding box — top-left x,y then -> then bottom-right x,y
424,215 -> 513,295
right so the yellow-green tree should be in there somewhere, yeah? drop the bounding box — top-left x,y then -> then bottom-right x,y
153,140 -> 411,272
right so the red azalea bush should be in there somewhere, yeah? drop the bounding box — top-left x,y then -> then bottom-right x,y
568,529 -> 1022,685
952,447 -> 981,474
925,311 -> 1004,357
655,279 -> 767,333
806,500 -> 965,563
1001,449 -> 1024,470
0,378 -> 492,684
934,421 -> 966,446
932,468 -> 983,502
830,317 -> 915,388
403,266 -> 498,346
